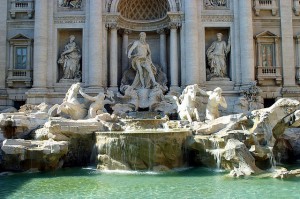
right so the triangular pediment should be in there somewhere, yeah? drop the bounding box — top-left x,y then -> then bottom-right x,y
255,31 -> 279,38
9,34 -> 31,41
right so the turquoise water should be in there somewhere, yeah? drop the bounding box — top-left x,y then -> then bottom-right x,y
1,167 -> 300,199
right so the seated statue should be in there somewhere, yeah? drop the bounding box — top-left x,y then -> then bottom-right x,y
58,35 -> 81,80
79,89 -> 115,118
127,32 -> 158,89
206,87 -> 227,120
57,83 -> 87,120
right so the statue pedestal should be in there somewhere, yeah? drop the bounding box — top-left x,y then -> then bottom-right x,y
206,77 -> 234,91
137,89 -> 151,108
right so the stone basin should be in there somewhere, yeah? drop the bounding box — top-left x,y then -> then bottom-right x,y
95,129 -> 192,171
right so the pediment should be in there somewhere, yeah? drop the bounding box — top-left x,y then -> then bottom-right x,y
255,31 -> 279,39
9,34 -> 31,41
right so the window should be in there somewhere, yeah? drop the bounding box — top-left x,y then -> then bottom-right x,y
15,47 -> 27,69
7,34 -> 33,87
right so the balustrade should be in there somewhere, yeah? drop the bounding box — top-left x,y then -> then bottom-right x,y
10,0 -> 34,19
253,0 -> 278,16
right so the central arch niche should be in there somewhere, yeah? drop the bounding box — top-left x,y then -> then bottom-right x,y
118,0 -> 170,21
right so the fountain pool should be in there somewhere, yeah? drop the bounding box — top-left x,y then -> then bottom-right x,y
1,167 -> 300,199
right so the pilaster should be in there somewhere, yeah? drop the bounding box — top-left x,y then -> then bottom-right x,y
89,0 -> 103,88
32,0 -> 48,88
280,0 -> 296,87
239,0 -> 255,85
184,0 -> 200,85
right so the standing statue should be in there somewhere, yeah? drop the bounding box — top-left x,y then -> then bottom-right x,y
206,33 -> 230,78
58,35 -> 82,80
79,89 -> 115,118
206,87 -> 227,120
127,32 -> 158,89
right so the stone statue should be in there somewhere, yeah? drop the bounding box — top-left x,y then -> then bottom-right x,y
58,35 -> 81,80
79,89 -> 115,119
127,32 -> 158,89
57,83 -> 87,120
206,87 -> 227,120
207,33 -> 230,78
173,84 -> 207,123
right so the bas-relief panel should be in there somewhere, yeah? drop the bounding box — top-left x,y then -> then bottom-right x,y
57,0 -> 84,11
204,0 -> 229,9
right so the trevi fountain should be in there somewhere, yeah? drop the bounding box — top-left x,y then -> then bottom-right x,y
1,0 -> 300,198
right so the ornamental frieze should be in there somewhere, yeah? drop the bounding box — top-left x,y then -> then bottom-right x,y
201,15 -> 233,22
54,16 -> 86,24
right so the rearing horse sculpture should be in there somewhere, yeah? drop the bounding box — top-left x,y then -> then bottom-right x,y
57,83 -> 87,120
173,84 -> 205,123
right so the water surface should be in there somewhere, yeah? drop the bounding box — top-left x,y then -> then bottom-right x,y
1,167 -> 300,199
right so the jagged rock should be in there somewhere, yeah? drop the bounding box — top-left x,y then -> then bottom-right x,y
19,102 -> 50,114
194,113 -> 246,135
224,139 -> 262,177
0,113 -> 48,139
273,168 -> 300,179
39,117 -> 105,141
97,154 -> 129,170
1,139 -> 68,171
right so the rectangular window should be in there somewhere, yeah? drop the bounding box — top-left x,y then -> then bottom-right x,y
15,47 -> 27,69
261,44 -> 273,67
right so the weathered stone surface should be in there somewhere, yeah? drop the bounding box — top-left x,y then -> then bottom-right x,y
0,113 -> 48,139
1,139 -> 68,171
95,130 -> 191,170
273,168 -> 300,179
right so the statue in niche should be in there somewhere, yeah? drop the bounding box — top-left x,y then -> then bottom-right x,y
127,32 -> 159,90
79,89 -> 115,118
58,35 -> 82,81
59,0 -> 82,8
206,87 -> 227,120
207,33 -> 231,78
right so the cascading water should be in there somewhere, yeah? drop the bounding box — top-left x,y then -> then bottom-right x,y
210,138 -> 222,170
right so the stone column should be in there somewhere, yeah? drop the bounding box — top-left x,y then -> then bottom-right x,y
33,0 -> 48,88
122,29 -> 130,75
89,0 -> 103,88
0,0 -> 7,90
109,25 -> 118,90
157,29 -> 167,74
169,24 -> 179,88
239,0 -> 255,85
280,0 -> 295,86
184,0 -> 200,85
296,36 -> 300,83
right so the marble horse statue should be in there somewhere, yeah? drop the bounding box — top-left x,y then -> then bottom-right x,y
57,83 -> 87,120
173,84 -> 205,123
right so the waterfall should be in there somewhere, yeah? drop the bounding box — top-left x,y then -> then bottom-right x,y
211,138 -> 222,170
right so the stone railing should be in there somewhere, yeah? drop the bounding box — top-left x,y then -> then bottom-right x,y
294,0 -> 300,16
253,0 -> 278,16
6,69 -> 32,87
10,0 -> 34,19
256,66 -> 282,85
